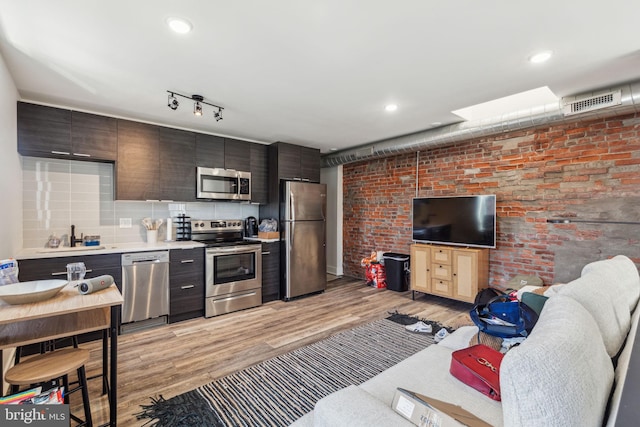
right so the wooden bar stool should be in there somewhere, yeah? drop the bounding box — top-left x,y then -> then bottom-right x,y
5,347 -> 93,427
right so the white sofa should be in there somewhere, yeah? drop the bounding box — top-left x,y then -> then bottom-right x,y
291,255 -> 640,427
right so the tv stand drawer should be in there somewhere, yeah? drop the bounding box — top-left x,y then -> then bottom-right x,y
431,279 -> 453,296
432,263 -> 452,280
432,248 -> 451,265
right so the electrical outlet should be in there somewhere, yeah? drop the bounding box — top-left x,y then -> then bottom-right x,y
119,218 -> 132,228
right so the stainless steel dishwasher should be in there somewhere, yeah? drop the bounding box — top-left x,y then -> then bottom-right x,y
120,251 -> 170,333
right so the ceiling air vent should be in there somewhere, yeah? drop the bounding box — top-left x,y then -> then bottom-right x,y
563,90 -> 622,116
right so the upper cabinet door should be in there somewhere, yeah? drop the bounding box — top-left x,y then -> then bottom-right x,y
159,127 -> 196,202
300,146 -> 321,183
116,120 -> 161,200
17,102 -> 72,157
273,142 -> 321,182
195,134 -> 225,168
277,142 -> 302,180
224,138 -> 250,171
71,111 -> 117,161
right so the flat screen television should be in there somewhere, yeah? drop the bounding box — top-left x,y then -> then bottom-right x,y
412,195 -> 496,248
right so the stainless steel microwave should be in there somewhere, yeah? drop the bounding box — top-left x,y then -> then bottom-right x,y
196,167 -> 251,201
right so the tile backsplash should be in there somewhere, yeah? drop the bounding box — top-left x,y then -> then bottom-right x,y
22,157 -> 259,248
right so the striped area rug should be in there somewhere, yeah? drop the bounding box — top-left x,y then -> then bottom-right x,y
138,318 -> 435,427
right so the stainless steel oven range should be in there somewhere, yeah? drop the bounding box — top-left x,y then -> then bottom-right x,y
191,219 -> 262,317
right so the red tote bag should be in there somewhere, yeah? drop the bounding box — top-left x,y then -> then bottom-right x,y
449,344 -> 504,401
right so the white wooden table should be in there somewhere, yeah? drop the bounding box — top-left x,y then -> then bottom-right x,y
0,283 -> 123,426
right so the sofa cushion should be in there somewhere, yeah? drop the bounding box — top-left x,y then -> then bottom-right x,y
581,255 -> 640,312
605,303 -> 640,426
557,271 -> 630,357
361,343 -> 503,427
313,385 -> 413,427
500,295 -> 614,427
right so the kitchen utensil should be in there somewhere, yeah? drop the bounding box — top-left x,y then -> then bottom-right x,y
142,218 -> 154,230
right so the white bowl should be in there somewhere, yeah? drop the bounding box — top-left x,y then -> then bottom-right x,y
0,279 -> 69,305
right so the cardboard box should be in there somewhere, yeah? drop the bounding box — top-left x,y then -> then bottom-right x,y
258,231 -> 279,239
392,388 -> 492,427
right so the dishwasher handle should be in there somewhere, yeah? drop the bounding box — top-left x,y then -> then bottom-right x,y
131,258 -> 165,265
121,251 -> 170,266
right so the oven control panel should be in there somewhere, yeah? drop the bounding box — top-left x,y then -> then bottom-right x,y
191,219 -> 243,232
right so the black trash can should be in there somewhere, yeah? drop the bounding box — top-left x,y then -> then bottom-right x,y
382,252 -> 410,292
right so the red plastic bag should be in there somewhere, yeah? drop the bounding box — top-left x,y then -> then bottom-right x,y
365,262 -> 386,289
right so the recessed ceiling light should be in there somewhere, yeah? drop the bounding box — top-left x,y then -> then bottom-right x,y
166,17 -> 193,34
529,50 -> 552,64
430,122 -> 442,127
330,148 -> 338,151
385,104 -> 398,112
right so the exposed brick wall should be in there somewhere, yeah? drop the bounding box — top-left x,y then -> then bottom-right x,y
343,113 -> 640,286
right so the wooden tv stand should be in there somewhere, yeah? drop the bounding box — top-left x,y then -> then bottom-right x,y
410,243 -> 489,303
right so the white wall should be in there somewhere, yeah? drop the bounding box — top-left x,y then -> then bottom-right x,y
0,53 -> 21,259
321,165 -> 343,276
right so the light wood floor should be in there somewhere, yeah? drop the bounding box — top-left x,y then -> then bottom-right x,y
75,277 -> 473,426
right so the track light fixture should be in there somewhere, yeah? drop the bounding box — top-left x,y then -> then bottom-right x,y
167,93 -> 179,110
166,90 -> 224,121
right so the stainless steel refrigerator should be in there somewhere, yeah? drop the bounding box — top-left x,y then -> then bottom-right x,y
281,181 -> 327,300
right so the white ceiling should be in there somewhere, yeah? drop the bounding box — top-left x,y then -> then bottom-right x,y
1,1 -> 639,154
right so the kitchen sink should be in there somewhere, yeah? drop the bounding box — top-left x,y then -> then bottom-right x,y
36,246 -> 106,253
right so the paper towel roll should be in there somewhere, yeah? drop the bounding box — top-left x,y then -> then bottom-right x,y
166,217 -> 172,241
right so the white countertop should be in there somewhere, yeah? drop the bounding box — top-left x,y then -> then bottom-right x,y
15,241 -> 206,260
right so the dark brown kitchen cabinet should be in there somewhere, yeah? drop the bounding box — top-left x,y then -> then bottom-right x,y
250,143 -> 268,205
195,134 -> 225,168
300,146 -> 321,183
269,142 -> 321,182
18,253 -> 122,285
169,248 -> 205,323
261,241 -> 280,302
225,138 -> 251,171
17,102 -> 72,158
71,111 -> 117,160
17,102 -> 118,161
116,120 -> 161,200
159,128 -> 196,202
262,142 -> 321,218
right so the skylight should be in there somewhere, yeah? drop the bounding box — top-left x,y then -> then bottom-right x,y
452,86 -> 559,121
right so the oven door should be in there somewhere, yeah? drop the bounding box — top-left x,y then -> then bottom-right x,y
197,167 -> 251,200
206,245 -> 262,297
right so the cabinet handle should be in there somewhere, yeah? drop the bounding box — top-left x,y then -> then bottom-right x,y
52,269 -> 92,276
51,150 -> 70,155
180,259 -> 194,263
261,252 -> 271,255
73,153 -> 91,157
181,284 -> 195,290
